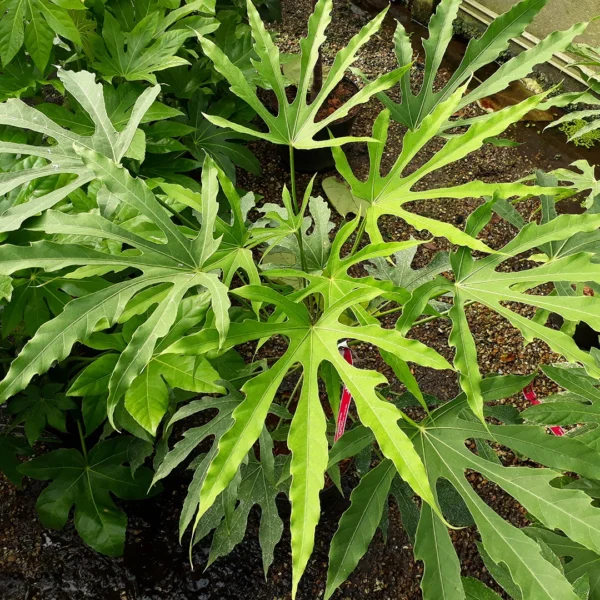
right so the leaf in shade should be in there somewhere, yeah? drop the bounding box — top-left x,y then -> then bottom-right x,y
8,383 -> 76,444
325,460 -> 395,599
461,577 -> 503,600
207,429 -> 283,575
18,437 -> 155,556
0,434 -> 31,487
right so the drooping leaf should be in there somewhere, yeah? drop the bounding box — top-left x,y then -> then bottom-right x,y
325,460 -> 395,599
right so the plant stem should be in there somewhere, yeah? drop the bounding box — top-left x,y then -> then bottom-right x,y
274,372 -> 304,431
157,197 -> 199,231
77,420 -> 88,462
289,144 -> 298,211
289,144 -> 309,280
350,216 -> 366,256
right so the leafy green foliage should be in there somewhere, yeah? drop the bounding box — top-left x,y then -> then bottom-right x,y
546,43 -> 600,144
0,434 -> 31,486
0,68 -> 160,233
88,12 -> 193,84
19,436 -> 154,555
198,0 -> 408,149
0,153 -> 232,433
7,383 -> 76,444
0,0 -> 84,71
4,0 -> 600,597
378,0 -> 587,131
331,98 -> 575,253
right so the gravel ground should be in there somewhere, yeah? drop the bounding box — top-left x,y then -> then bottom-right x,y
1,0 -> 599,599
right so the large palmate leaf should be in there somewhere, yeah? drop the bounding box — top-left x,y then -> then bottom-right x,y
332,93 -> 576,252
88,9 -> 204,84
0,69 -> 159,233
377,0 -> 587,131
163,273 -> 452,595
397,201 -> 600,421
198,0 -> 408,149
0,0 -> 84,70
0,154 -> 233,435
324,373 -> 533,599
398,374 -> 600,600
18,436 -> 154,556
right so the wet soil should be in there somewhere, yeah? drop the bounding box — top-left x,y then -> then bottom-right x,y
2,0 -> 600,599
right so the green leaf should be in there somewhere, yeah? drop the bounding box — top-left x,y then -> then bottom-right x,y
198,0 -> 408,149
462,577 -> 502,600
333,96 -> 572,251
0,154 -> 231,435
125,356 -> 223,435
379,0 -> 585,131
8,383 -> 76,444
0,69 -> 160,233
365,245 -> 449,292
0,434 -> 31,487
24,12 -> 54,71
325,460 -> 395,599
410,396 -> 600,600
207,430 -> 283,575
0,0 -> 26,66
91,13 -> 191,84
415,503 -> 465,599
18,437 -> 154,556
527,528 -> 600,600
171,283 -> 450,595
68,354 -> 118,397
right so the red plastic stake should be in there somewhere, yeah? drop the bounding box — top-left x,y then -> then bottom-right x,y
523,383 -> 564,436
334,342 -> 353,442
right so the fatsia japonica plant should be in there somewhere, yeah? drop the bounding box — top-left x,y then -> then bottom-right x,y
2,0 -> 600,598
